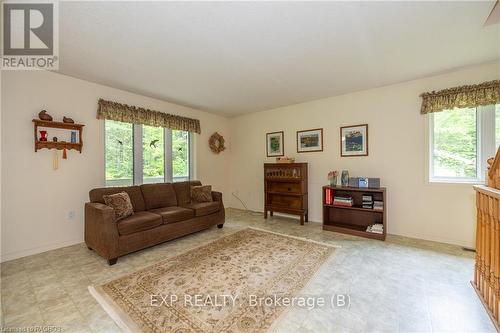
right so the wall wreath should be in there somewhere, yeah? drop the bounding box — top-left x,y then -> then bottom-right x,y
209,132 -> 226,154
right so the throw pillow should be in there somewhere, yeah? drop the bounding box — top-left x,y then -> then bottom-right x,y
191,185 -> 213,203
103,192 -> 134,221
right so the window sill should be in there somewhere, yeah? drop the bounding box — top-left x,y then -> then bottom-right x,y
428,178 -> 486,186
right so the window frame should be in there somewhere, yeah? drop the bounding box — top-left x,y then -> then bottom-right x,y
428,105 -> 496,184
105,121 -> 194,186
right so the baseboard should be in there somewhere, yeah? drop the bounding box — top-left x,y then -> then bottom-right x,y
388,229 -> 473,248
1,238 -> 83,263
225,206 -> 472,248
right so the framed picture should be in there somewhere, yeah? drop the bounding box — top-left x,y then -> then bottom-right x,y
266,131 -> 284,157
340,124 -> 368,157
297,128 -> 323,153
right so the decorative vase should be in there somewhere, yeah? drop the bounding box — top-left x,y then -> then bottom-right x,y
341,170 -> 349,187
329,177 -> 337,187
39,130 -> 48,141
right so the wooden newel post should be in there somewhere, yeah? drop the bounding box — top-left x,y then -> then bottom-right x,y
473,146 -> 500,330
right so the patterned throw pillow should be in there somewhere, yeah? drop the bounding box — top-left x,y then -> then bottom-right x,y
191,185 -> 213,203
103,192 -> 134,221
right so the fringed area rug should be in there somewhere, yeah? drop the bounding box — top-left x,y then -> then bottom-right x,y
89,228 -> 336,333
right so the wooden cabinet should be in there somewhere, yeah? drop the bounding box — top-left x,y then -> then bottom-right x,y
322,186 -> 386,241
264,163 -> 308,225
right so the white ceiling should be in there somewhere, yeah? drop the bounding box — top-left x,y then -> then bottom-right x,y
58,1 -> 500,116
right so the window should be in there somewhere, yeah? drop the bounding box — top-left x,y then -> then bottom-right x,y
172,130 -> 190,181
143,125 -> 165,184
429,104 -> 498,183
105,121 -> 133,186
105,120 -> 193,186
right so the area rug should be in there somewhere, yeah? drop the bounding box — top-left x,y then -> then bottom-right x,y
89,227 -> 336,333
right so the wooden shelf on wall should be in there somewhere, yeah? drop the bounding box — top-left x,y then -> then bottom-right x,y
33,119 -> 84,153
33,119 -> 84,130
35,141 -> 82,152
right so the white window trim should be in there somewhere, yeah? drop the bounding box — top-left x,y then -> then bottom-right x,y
164,128 -> 173,182
188,132 -> 194,180
133,124 -> 143,184
428,105 -> 496,184
104,121 -> 194,186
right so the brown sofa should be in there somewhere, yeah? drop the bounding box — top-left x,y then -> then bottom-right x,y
85,181 -> 224,265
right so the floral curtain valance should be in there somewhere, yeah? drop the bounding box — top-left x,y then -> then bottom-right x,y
97,99 -> 201,134
420,80 -> 500,114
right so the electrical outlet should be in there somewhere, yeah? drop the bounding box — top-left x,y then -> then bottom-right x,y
68,211 -> 76,221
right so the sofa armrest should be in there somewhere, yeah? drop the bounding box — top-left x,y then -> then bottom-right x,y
212,191 -> 223,203
85,202 -> 119,260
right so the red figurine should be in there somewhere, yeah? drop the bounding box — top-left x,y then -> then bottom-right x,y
39,130 -> 48,141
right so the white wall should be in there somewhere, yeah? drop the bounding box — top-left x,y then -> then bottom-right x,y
2,61 -> 498,260
227,60 -> 500,248
1,71 -> 231,261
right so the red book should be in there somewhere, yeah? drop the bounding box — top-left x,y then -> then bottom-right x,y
327,189 -> 333,205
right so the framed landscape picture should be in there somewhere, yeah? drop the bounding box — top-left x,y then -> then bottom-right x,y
340,124 -> 368,157
266,131 -> 284,157
297,128 -> 323,153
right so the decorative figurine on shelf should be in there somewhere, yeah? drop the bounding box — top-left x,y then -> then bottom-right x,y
63,116 -> 74,124
328,171 -> 338,187
39,130 -> 48,141
276,156 -> 295,163
70,131 -> 77,143
38,110 -> 53,121
341,170 -> 349,187
52,137 -> 58,142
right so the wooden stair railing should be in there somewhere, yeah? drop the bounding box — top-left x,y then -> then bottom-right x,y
488,146 -> 500,189
473,146 -> 500,331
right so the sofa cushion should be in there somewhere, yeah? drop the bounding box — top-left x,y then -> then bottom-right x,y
182,202 -> 220,217
117,211 -> 163,235
173,181 -> 202,205
191,185 -> 213,203
102,192 -> 134,221
150,207 -> 195,224
141,183 -> 177,210
89,186 -> 146,212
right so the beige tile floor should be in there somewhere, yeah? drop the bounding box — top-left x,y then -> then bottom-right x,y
0,208 -> 496,333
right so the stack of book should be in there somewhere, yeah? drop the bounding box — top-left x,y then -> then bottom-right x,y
325,188 -> 334,205
333,195 -> 353,207
373,201 -> 383,211
366,224 -> 384,234
362,195 -> 373,209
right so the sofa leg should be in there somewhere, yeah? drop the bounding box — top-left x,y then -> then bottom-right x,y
217,224 -> 224,229
108,258 -> 118,266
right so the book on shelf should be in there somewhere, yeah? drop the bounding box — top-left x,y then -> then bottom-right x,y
325,188 -> 335,205
362,195 -> 373,202
362,194 -> 373,209
333,196 -> 353,207
366,224 -> 384,234
373,201 -> 383,211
